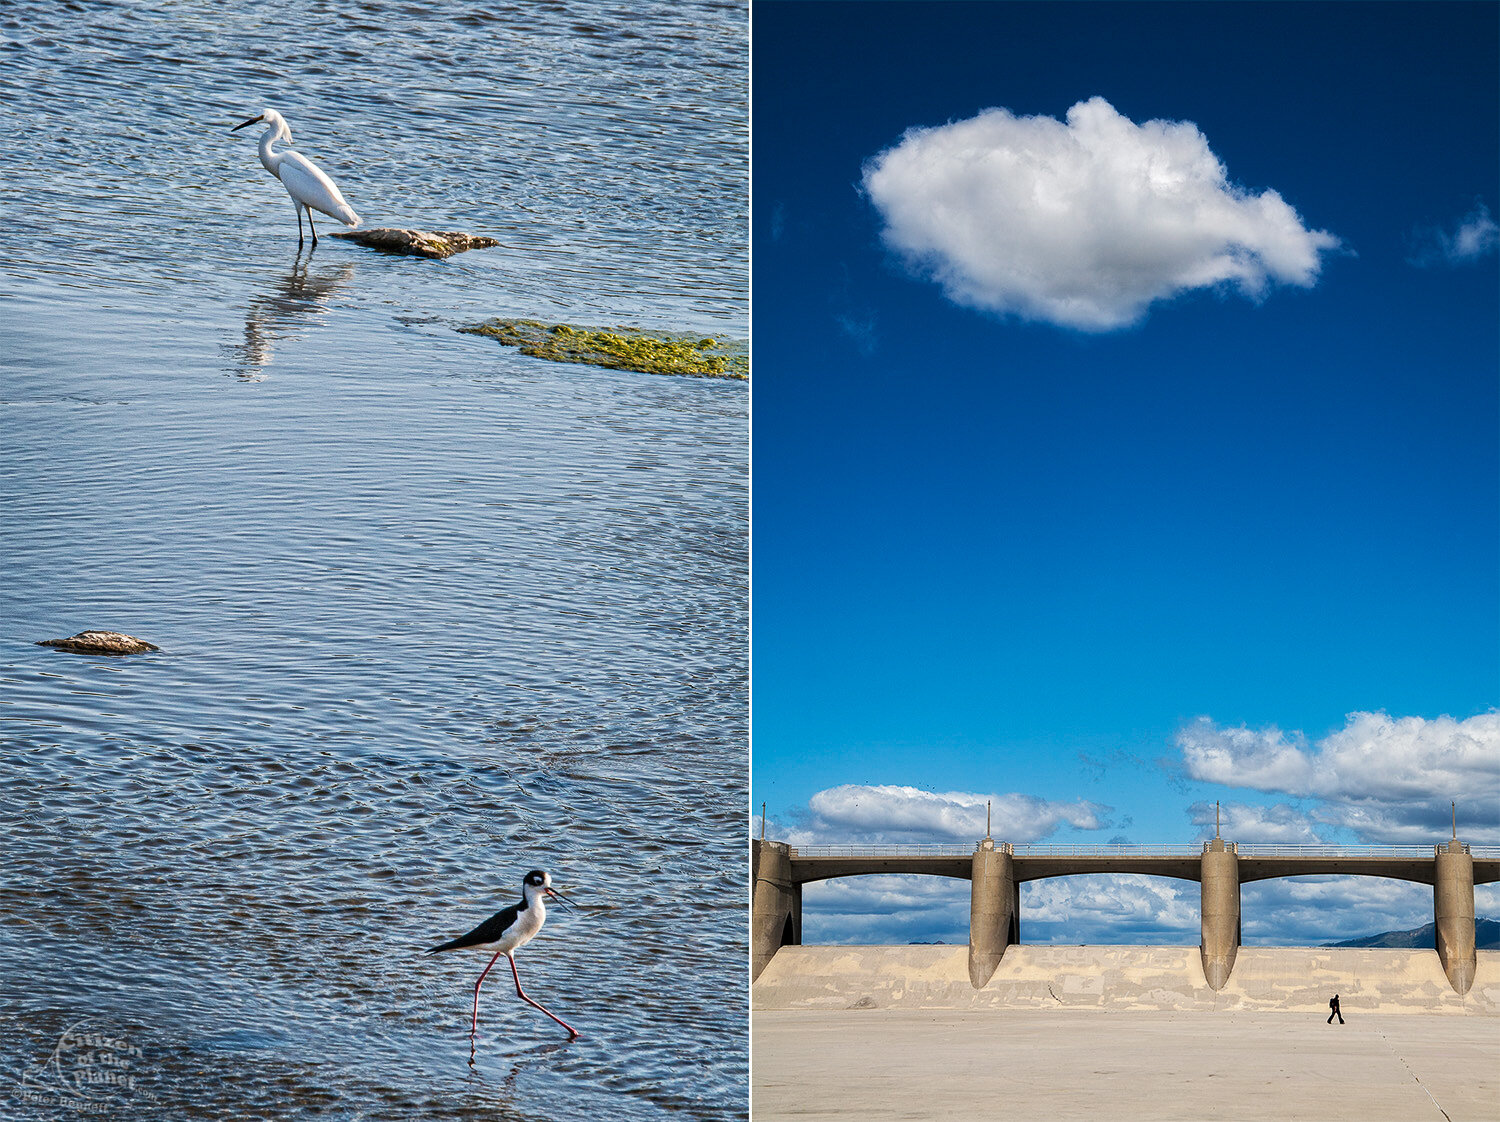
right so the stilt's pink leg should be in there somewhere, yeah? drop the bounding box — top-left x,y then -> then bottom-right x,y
509,954 -> 579,1038
471,949 -> 505,1036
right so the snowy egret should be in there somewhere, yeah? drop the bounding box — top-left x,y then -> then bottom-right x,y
231,109 -> 360,248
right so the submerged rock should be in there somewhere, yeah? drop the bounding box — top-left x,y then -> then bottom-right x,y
460,319 -> 748,380
329,227 -> 500,259
37,630 -> 160,655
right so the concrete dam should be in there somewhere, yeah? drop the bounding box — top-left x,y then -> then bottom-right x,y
751,836 -> 1500,1001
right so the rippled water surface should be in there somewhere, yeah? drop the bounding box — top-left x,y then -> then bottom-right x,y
0,2 -> 747,1118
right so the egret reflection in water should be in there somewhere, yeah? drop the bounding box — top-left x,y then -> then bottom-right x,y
229,255 -> 356,375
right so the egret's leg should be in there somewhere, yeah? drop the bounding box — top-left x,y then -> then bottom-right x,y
471,948 -> 506,1037
307,207 -> 318,248
295,206 -> 305,249
508,954 -> 579,1038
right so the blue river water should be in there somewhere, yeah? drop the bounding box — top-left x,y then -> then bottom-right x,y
0,2 -> 747,1118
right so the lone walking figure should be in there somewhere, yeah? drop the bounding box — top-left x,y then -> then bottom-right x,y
1327,993 -> 1344,1024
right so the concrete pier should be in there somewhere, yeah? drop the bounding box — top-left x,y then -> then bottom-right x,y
753,841 -> 799,981
967,842 -> 1015,987
1199,839 -> 1240,990
1435,840 -> 1477,995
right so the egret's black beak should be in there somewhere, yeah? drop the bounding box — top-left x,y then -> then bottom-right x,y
230,115 -> 264,133
545,886 -> 576,910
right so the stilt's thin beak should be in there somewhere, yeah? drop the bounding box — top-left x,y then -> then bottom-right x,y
230,115 -> 264,132
546,886 -> 576,910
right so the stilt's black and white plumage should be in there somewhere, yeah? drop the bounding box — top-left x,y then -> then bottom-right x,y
427,869 -> 578,1039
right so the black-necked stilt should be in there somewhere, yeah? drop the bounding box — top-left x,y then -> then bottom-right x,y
427,869 -> 578,1039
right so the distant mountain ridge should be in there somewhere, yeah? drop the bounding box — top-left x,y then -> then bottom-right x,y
1324,918 -> 1500,950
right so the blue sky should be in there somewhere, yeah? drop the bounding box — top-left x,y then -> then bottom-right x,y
752,1 -> 1499,946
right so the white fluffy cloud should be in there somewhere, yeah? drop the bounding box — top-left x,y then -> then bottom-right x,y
1178,711 -> 1500,843
1022,874 -> 1200,942
862,96 -> 1340,331
1177,722 -> 1315,792
787,784 -> 1110,846
801,875 -> 971,945
1187,800 -> 1324,844
1241,877 -> 1434,945
1409,202 -> 1500,266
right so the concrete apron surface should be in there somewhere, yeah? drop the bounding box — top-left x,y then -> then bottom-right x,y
753,945 -> 1500,1014
752,1008 -> 1500,1122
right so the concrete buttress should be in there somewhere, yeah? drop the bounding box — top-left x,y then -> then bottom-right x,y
753,841 -> 798,981
1434,841 -> 1476,995
969,843 -> 1015,987
1200,841 -> 1239,990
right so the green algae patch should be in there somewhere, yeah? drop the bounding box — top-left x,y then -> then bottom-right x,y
460,319 -> 747,380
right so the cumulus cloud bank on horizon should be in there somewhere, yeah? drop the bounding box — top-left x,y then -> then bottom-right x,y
1178,711 -> 1500,843
786,784 -> 1110,846
862,96 -> 1340,331
797,871 -> 1483,947
798,873 -> 1203,946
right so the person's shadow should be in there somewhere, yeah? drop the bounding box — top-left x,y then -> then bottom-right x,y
226,252 -> 356,378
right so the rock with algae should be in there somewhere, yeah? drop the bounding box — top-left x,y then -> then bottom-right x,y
460,319 -> 748,380
37,630 -> 160,655
329,227 -> 500,259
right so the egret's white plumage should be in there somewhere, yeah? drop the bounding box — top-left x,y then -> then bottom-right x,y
232,109 -> 360,247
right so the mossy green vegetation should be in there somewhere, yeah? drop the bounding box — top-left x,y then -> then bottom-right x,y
460,319 -> 748,380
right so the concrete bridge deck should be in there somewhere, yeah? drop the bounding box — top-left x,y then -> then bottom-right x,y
786,843 -> 1500,886
752,838 -> 1499,995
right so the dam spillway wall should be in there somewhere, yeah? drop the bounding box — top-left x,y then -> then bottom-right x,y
752,945 -> 1500,1015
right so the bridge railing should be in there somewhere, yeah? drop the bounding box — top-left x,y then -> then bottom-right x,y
788,844 -> 978,858
1234,844 -> 1447,858
1007,843 -> 1204,856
